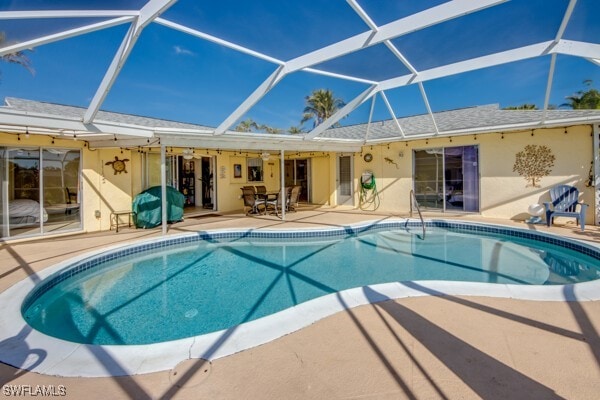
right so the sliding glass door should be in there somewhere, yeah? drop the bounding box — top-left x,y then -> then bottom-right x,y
413,146 -> 479,212
1,146 -> 81,239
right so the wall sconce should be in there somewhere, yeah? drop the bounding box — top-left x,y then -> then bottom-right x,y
261,152 -> 270,161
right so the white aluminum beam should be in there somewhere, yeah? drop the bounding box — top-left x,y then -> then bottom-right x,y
552,39 -> 600,60
375,39 -> 600,95
418,82 -> 439,135
304,85 -> 378,139
83,0 -> 177,124
542,0 -> 577,119
303,68 -> 378,85
0,108 -> 154,137
0,17 -> 134,56
215,65 -> 287,134
0,10 -> 139,19
286,0 -> 505,73
155,18 -> 284,66
555,0 -> 578,42
83,135 -> 363,152
379,41 -> 555,91
347,0 -> 419,75
542,53 -> 557,122
220,0 -> 504,139
379,91 -> 405,138
160,144 -> 167,235
363,95 -> 377,143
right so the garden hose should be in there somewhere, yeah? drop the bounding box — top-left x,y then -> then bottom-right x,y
359,171 -> 380,210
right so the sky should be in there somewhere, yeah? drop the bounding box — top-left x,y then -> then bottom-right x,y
0,0 -> 599,131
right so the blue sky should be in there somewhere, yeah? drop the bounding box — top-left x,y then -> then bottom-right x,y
1,0 -> 599,131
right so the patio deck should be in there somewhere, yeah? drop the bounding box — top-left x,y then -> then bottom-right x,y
1,207 -> 599,399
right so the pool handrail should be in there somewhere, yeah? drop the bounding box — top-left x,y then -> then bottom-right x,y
409,189 -> 426,240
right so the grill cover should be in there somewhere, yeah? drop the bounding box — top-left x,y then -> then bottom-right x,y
132,186 -> 185,228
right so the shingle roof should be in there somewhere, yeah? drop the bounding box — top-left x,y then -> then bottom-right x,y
4,97 -> 214,131
323,104 -> 600,141
4,98 -> 600,144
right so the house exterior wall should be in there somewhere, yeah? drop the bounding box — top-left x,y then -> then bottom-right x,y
311,155 -> 332,206
349,126 -> 594,224
86,148 -> 135,231
0,123 -> 595,239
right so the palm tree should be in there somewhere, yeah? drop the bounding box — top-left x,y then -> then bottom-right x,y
0,32 -> 34,79
561,80 -> 600,109
301,89 -> 345,128
234,118 -> 259,132
288,126 -> 304,134
503,104 -> 538,110
260,124 -> 282,134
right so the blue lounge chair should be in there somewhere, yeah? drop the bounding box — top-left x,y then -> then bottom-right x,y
544,185 -> 588,231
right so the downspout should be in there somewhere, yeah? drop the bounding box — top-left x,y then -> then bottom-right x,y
280,149 -> 285,221
161,143 -> 167,235
594,124 -> 599,226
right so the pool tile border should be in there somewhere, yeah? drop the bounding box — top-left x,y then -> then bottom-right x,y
1,218 -> 599,378
22,220 -> 600,314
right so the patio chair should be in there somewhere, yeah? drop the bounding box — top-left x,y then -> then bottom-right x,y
241,187 -> 265,215
288,185 -> 301,212
266,187 -> 291,217
255,185 -> 267,195
544,185 -> 588,231
65,187 -> 80,215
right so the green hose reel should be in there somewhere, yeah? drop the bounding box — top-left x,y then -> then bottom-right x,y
359,171 -> 380,210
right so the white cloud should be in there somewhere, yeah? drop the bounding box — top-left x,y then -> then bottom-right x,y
174,46 -> 195,56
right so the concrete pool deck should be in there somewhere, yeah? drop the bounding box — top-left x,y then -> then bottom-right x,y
1,207 -> 599,399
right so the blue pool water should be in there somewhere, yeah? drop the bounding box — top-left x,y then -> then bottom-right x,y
22,223 -> 600,345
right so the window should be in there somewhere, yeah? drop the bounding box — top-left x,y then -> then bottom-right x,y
247,158 -> 263,182
413,146 -> 479,212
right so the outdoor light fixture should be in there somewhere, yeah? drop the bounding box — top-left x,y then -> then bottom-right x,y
182,148 -> 194,160
261,152 -> 270,161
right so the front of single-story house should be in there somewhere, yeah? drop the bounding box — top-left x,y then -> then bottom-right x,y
1,97 -> 599,241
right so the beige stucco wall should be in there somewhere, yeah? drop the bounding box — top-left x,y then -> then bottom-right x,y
311,154 -> 332,205
349,126 -> 594,224
479,126 -> 593,222
85,148 -> 135,231
1,123 -> 595,238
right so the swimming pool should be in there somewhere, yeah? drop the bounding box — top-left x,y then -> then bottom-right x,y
21,220 -> 600,346
1,219 -> 599,377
